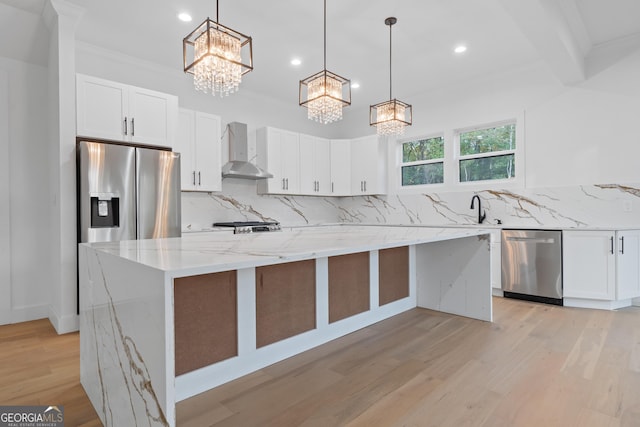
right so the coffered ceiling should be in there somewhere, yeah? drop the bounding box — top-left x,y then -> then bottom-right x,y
2,0 -> 640,111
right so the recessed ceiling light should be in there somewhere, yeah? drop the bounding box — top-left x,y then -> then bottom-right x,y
454,45 -> 467,54
178,13 -> 192,22
290,58 -> 302,66
351,82 -> 360,89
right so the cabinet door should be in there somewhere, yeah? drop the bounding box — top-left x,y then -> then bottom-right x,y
280,130 -> 300,194
176,109 -> 196,190
76,74 -> 127,141
315,138 -> 331,195
330,139 -> 351,196
351,135 -> 386,195
299,134 -> 331,195
129,86 -> 178,147
299,134 -> 316,194
563,230 -> 616,300
257,127 -> 284,194
194,112 -> 222,192
617,230 -> 640,300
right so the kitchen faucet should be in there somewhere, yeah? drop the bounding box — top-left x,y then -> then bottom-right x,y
470,195 -> 486,224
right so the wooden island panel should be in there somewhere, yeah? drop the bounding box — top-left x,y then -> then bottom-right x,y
379,246 -> 410,306
328,252 -> 370,323
256,260 -> 316,348
174,271 -> 238,376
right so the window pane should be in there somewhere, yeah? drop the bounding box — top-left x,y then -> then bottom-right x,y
402,136 -> 444,162
402,163 -> 444,186
460,124 -> 515,155
459,154 -> 515,182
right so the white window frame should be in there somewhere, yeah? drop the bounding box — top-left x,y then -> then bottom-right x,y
398,134 -> 445,189
454,119 -> 523,189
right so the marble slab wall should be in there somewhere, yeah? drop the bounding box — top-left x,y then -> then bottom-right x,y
337,183 -> 640,229
182,181 -> 640,231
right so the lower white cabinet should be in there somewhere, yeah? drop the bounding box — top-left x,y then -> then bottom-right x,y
175,109 -> 222,192
563,230 -> 640,302
617,230 -> 640,300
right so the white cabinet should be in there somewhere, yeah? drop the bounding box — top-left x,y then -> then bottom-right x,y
330,139 -> 351,196
351,135 -> 387,195
76,74 -> 178,147
563,230 -> 640,303
299,134 -> 331,195
175,109 -> 222,192
563,231 -> 616,300
616,230 -> 640,300
256,127 -> 300,194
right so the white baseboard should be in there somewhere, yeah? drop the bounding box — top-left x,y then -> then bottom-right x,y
48,305 -> 79,334
492,288 -> 504,297
11,304 -> 49,324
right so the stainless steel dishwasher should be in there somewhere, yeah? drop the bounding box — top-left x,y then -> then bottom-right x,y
501,229 -> 563,305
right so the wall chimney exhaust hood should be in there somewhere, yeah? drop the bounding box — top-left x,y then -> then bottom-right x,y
222,122 -> 273,180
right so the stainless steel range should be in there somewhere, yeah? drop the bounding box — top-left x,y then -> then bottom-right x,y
213,221 -> 281,234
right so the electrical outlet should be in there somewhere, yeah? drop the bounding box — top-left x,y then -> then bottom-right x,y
623,200 -> 633,212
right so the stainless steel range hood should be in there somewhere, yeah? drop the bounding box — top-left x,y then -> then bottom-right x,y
222,122 -> 273,180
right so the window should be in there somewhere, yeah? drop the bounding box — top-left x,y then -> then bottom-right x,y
458,123 -> 515,183
400,136 -> 444,186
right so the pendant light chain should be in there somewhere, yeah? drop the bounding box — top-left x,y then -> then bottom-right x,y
323,0 -> 327,69
216,0 -> 219,22
389,19 -> 392,100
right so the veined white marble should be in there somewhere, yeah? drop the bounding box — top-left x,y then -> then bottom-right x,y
86,225 -> 492,277
182,182 -> 640,231
80,225 -> 492,427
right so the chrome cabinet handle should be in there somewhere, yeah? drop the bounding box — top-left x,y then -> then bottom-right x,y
282,178 -> 285,190
192,171 -> 196,186
198,171 -> 201,186
123,117 -> 128,135
620,236 -> 625,254
364,181 -> 367,192
131,118 -> 135,136
331,182 -> 334,193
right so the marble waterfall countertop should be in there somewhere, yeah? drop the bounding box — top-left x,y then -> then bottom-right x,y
82,225 -> 492,277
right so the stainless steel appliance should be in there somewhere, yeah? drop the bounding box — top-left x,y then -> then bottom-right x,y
77,140 -> 182,243
501,229 -> 563,305
221,122 -> 273,180
213,221 -> 281,234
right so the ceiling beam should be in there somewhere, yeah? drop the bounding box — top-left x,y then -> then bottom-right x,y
497,0 -> 588,85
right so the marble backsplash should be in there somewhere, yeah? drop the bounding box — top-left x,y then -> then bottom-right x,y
182,180 -> 640,231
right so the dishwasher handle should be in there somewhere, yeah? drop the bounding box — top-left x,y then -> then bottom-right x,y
505,236 -> 556,244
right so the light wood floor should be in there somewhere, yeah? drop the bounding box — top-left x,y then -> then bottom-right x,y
2,298 -> 640,426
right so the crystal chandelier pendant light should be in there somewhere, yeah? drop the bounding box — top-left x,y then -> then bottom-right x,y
299,0 -> 351,124
183,0 -> 253,96
370,17 -> 412,136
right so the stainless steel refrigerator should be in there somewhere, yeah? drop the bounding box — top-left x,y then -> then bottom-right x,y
77,140 -> 181,244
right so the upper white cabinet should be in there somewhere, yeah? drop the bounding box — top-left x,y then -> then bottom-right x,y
563,230 -> 640,303
76,74 -> 178,147
330,139 -> 351,196
299,134 -> 331,195
175,109 -> 222,192
256,127 -> 300,194
351,135 -> 387,195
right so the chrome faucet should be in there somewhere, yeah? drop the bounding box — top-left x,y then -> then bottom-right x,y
470,195 -> 486,224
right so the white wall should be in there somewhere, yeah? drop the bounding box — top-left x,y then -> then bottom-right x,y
0,69 -> 10,324
0,57 -> 51,323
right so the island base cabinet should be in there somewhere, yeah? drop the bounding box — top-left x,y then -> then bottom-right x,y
256,260 -> 316,348
174,271 -> 238,376
379,246 -> 410,306
328,252 -> 370,323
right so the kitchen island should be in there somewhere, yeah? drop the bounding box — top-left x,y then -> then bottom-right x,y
79,225 -> 493,427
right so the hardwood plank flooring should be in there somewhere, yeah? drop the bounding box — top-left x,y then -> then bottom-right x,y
2,298 -> 640,426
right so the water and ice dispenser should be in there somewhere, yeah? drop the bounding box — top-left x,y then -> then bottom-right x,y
89,194 -> 119,228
